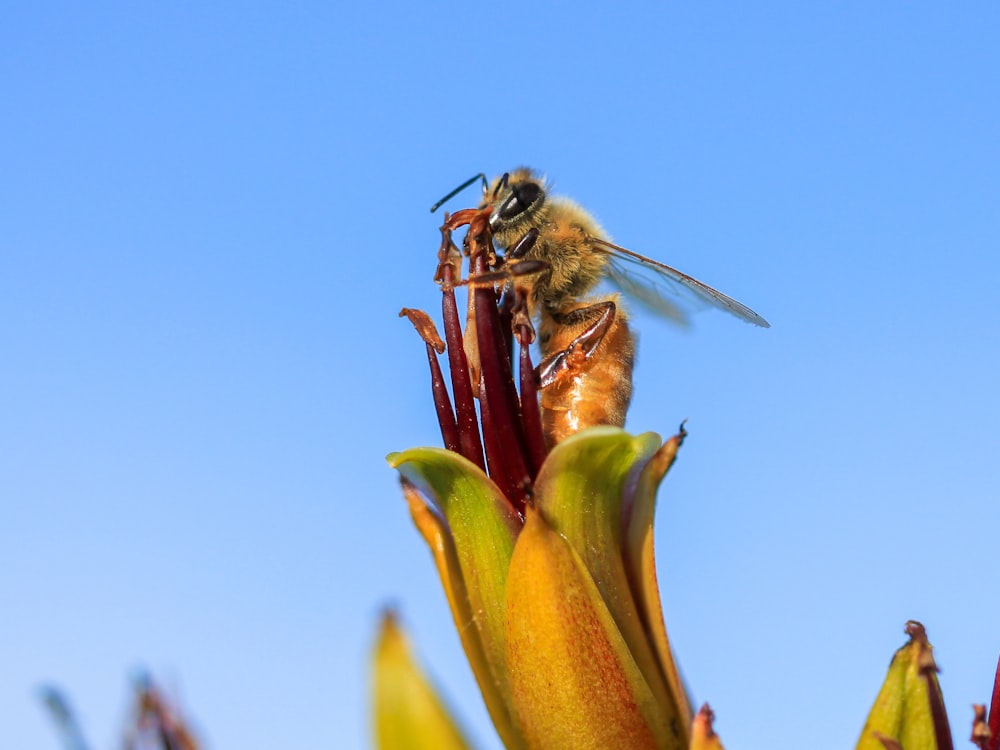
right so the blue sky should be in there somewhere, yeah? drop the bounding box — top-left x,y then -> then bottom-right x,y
2,3 -> 998,748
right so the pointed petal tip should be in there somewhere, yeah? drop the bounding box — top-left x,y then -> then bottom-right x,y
693,703 -> 716,736
857,620 -> 953,750
971,704 -> 990,750
371,612 -> 472,750
691,703 -> 725,750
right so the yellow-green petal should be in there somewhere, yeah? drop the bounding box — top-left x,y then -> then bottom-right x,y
856,637 -> 908,750
624,430 -> 694,727
504,506 -> 662,750
402,482 -> 521,748
390,448 -> 525,750
898,622 -> 951,750
372,611 -> 472,750
533,427 -> 688,747
856,621 -> 952,750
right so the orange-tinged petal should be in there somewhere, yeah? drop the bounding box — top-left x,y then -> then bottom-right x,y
972,705 -> 990,750
533,427 -> 689,745
504,505 -> 669,750
689,705 -> 725,750
372,611 -> 472,750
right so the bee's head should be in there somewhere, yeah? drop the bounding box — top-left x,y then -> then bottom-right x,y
485,168 -> 546,240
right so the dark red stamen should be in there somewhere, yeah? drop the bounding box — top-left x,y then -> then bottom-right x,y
476,369 -> 515,502
436,222 -> 486,473
399,308 -> 460,455
411,206 -> 553,512
472,270 -> 529,511
498,288 -> 514,366
424,341 -> 460,454
513,290 -> 547,475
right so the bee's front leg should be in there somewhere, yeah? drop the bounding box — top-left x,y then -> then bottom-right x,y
506,227 -> 539,260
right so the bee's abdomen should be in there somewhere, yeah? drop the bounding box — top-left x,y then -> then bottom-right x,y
539,301 -> 635,447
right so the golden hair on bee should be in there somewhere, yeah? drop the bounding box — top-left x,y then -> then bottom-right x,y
467,166 -> 769,330
481,167 -> 614,318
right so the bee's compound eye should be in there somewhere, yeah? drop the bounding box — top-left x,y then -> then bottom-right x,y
513,182 -> 541,209
495,182 -> 541,222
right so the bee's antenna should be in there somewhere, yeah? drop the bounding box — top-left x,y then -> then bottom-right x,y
494,172 -> 510,198
430,173 -> 488,213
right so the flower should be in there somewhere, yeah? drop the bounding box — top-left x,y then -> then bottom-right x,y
690,705 -> 725,750
856,622 -> 1000,750
372,610 -> 472,750
855,621 -> 952,750
387,207 -> 697,749
41,675 -> 201,750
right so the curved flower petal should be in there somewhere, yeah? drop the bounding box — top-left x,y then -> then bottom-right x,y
372,612 -> 472,750
898,623 -> 951,750
857,621 -> 952,750
624,429 -> 695,726
857,635 -> 908,749
389,448 -> 524,749
504,505 -> 664,750
533,426 -> 689,745
401,481 -> 510,744
689,705 -> 726,750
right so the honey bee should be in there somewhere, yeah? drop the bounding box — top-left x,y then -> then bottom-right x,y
434,167 -> 769,446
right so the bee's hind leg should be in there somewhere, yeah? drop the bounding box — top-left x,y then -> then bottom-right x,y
536,300 -> 618,389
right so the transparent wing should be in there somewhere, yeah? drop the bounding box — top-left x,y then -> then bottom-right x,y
590,237 -> 771,328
